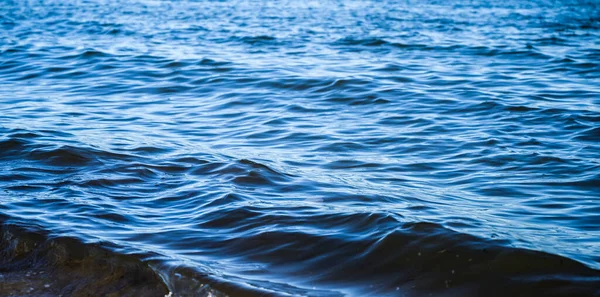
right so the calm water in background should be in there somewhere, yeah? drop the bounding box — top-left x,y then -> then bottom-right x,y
1,0 -> 600,296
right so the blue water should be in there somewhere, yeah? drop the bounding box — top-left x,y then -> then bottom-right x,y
1,0 -> 600,296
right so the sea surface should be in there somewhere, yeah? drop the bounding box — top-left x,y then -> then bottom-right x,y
1,0 -> 599,296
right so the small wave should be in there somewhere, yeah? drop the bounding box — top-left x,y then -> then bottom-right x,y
232,35 -> 279,46
335,36 -> 391,47
191,214 -> 600,296
79,49 -> 110,58
223,159 -> 293,186
332,37 -> 557,60
197,58 -> 231,67
575,127 -> 600,142
0,138 -> 30,159
28,145 -> 132,167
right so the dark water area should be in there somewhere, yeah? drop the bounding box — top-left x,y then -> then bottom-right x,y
1,0 -> 600,296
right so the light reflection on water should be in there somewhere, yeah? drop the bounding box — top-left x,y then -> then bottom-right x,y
1,0 -> 599,296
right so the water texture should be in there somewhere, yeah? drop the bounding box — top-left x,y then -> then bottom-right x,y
1,0 -> 600,296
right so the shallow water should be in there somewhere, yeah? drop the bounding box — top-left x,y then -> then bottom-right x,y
1,0 -> 600,296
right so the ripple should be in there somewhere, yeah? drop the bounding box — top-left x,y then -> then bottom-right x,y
1,0 -> 599,296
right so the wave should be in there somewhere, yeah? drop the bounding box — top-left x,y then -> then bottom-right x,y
2,218 -> 598,297
2,0 -> 600,296
331,37 -> 570,61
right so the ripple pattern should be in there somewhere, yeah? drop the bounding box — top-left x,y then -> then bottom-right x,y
1,0 -> 599,296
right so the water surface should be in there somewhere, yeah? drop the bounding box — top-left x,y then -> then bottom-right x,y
1,0 -> 600,296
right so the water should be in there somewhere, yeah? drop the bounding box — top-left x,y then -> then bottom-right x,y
1,0 -> 599,296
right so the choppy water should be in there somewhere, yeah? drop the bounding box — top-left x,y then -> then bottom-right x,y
1,0 -> 600,296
